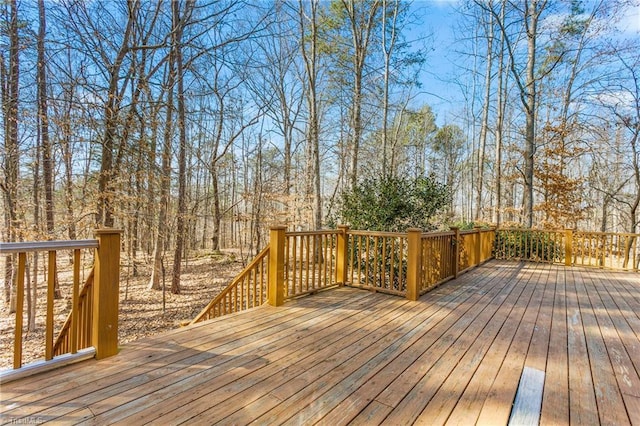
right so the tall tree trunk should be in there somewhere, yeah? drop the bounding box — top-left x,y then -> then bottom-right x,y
37,0 -> 62,299
96,1 -> 135,227
32,95 -> 41,332
211,167 -> 222,252
299,0 -> 322,229
493,1 -> 506,227
1,53 -> 10,304
3,0 -> 20,309
381,0 -> 399,177
490,0 -> 544,228
38,0 -> 54,237
476,9 -> 493,221
171,0 -> 193,295
149,35 -> 176,290
522,0 -> 540,228
344,0 -> 380,188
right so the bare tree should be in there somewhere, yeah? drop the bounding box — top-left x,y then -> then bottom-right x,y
487,0 -> 556,227
298,0 -> 322,229
171,0 -> 195,295
1,0 -> 20,307
341,0 -> 381,188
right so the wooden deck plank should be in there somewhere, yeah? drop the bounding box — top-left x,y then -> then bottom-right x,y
413,263 -> 539,425
58,290 -> 381,423
379,262 -> 532,425
575,268 -> 629,425
280,266 -> 523,426
0,303 -> 301,406
603,270 -> 640,343
370,262 -> 521,418
443,264 -> 552,425
117,293 -> 409,424
1,261 -> 639,426
323,262 -> 506,424
598,270 -> 640,397
540,265 -> 570,425
222,297 -> 436,425
222,263 -> 516,425
586,270 -> 640,424
475,262 -> 549,425
3,290 -> 373,421
565,267 -> 600,425
508,366 -> 545,426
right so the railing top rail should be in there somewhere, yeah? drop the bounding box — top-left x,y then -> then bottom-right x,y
573,230 -> 640,238
422,230 -> 456,237
459,228 -> 495,235
496,228 -> 640,238
285,230 -> 341,237
348,230 -> 407,238
497,228 -> 566,232
0,239 -> 99,254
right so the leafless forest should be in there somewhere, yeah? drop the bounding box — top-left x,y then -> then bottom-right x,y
1,0 -> 639,299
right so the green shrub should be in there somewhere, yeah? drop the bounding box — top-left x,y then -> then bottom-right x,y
338,174 -> 450,232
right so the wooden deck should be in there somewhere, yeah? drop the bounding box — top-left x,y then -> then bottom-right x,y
2,260 -> 640,425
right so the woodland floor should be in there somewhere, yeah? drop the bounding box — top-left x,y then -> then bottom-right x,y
0,251 -> 244,370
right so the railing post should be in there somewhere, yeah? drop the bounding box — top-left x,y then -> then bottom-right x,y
269,226 -> 286,307
450,227 -> 460,278
406,228 -> 422,301
489,227 -> 497,259
564,229 -> 573,267
93,229 -> 122,360
336,225 -> 349,286
474,225 -> 483,267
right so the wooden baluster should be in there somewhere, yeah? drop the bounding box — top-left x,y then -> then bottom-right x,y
45,250 -> 56,360
382,237 -> 387,289
365,236 -> 370,287
450,227 -> 460,278
390,238 -> 396,290
13,252 -> 26,369
72,249 -> 80,354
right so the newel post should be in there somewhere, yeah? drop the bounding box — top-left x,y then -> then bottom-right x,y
406,228 -> 422,301
336,225 -> 349,286
474,225 -> 483,266
93,229 -> 122,359
450,227 -> 460,278
564,229 -> 573,267
269,226 -> 286,307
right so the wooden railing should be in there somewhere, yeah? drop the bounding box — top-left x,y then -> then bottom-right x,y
192,225 -> 498,321
0,229 -> 121,376
459,227 -> 496,273
420,230 -> 456,293
347,230 -> 408,296
284,230 -> 340,298
572,231 -> 639,270
52,270 -> 94,356
494,229 -> 565,263
495,229 -> 639,271
190,245 -> 270,324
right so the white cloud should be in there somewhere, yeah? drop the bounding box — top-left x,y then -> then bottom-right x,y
617,3 -> 640,34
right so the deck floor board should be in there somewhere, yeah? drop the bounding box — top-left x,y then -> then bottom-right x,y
1,260 -> 639,425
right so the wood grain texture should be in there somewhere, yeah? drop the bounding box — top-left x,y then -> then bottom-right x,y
2,261 -> 639,425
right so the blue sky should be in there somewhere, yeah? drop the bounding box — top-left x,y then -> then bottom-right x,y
407,0 -> 640,126
408,0 -> 463,124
